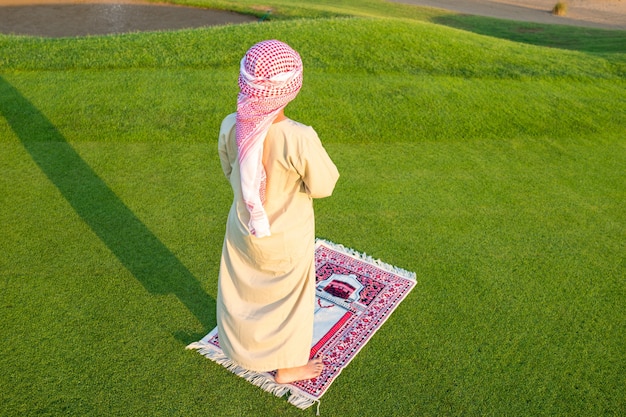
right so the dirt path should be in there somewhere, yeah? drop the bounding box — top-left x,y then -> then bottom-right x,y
392,0 -> 626,30
0,0 -> 624,37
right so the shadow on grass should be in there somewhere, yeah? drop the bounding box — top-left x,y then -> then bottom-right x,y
0,75 -> 215,340
434,15 -> 626,53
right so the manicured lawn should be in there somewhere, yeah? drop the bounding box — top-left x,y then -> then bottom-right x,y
1,1 -> 625,415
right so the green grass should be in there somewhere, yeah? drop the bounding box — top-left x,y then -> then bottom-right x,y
434,14 -> 626,53
1,1 -> 625,416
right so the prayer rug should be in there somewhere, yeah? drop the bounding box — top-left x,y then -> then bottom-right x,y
187,239 -> 417,411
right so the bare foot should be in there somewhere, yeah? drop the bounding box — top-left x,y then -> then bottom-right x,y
274,357 -> 324,384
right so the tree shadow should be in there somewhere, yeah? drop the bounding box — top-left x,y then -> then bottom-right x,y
433,14 -> 626,53
0,75 -> 215,341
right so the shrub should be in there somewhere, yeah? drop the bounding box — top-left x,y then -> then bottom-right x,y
552,1 -> 568,16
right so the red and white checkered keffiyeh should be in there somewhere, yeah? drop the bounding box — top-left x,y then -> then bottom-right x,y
236,40 -> 303,238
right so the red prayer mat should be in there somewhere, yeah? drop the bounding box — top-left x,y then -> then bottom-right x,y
187,239 -> 417,411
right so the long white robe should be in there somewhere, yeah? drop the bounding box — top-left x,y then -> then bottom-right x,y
217,113 -> 339,372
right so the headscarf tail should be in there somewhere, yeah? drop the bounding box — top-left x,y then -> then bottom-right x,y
236,40 -> 303,238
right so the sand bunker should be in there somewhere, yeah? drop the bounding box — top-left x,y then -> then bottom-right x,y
0,0 -> 257,37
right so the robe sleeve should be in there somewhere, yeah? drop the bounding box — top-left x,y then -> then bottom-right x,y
218,113 -> 237,180
295,127 -> 339,199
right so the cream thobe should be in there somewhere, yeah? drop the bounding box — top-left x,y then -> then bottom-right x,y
216,113 -> 339,372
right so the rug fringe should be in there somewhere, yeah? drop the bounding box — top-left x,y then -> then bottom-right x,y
288,395 -> 320,415
186,340 -> 318,411
315,238 -> 417,282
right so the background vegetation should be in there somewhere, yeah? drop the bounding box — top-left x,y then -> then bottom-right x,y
1,1 -> 624,416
